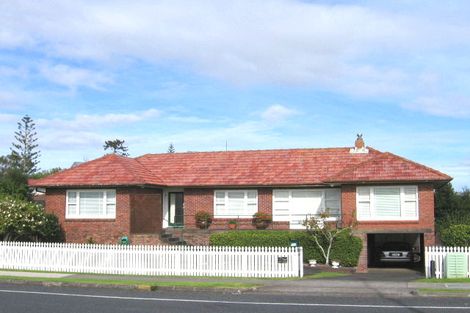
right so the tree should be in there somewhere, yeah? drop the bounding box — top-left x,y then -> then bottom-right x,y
167,143 -> 175,153
0,155 -> 28,199
103,139 -> 129,156
10,115 -> 40,175
30,167 -> 63,179
303,212 -> 356,265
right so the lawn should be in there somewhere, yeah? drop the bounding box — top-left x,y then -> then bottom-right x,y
415,278 -> 470,283
0,275 -> 260,289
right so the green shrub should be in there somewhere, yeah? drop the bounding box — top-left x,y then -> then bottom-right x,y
209,230 -> 362,267
0,196 -> 63,242
440,224 -> 470,246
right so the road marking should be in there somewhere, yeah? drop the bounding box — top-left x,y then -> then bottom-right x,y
0,288 -> 469,310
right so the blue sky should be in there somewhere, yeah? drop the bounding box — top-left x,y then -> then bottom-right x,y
0,1 -> 469,190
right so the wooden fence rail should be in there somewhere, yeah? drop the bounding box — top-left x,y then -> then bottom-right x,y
0,242 -> 303,278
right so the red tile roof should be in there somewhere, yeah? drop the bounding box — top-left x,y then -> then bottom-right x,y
29,147 -> 451,188
30,154 -> 161,187
326,152 -> 452,183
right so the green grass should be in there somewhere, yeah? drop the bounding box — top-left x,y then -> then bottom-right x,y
418,288 -> 470,294
0,276 -> 260,289
302,272 -> 350,279
415,278 -> 470,283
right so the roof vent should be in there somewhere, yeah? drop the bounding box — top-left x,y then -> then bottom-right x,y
350,134 -> 369,154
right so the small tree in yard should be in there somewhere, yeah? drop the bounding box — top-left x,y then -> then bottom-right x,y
303,211 -> 357,265
167,143 -> 175,153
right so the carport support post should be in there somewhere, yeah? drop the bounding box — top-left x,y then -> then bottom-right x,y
356,233 -> 368,273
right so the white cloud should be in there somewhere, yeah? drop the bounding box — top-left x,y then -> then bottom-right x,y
2,1 -> 470,117
0,1 -> 459,85
403,97 -> 470,118
38,63 -> 112,91
261,104 -> 298,123
37,108 -> 161,130
0,113 -> 18,122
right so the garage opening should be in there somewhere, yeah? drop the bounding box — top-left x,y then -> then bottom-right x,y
367,233 -> 424,271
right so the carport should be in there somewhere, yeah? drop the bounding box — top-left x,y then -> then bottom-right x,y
367,233 -> 424,270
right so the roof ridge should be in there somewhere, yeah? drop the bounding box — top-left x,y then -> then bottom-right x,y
324,149 -> 386,182
132,157 -> 164,184
136,146 -> 353,158
382,151 -> 452,180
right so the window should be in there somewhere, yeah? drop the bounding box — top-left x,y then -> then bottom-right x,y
66,190 -> 116,219
272,189 -> 341,229
214,190 -> 258,218
356,186 -> 418,221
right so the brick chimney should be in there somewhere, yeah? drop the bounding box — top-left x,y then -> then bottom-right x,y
350,134 -> 369,154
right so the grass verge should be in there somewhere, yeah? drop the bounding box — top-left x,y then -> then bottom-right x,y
418,288 -> 470,294
0,276 -> 260,289
302,272 -> 350,279
415,278 -> 470,283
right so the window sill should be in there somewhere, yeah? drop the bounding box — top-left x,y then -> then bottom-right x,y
357,219 -> 419,224
65,218 -> 116,222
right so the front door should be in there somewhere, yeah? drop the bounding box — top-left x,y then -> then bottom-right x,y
169,192 -> 184,227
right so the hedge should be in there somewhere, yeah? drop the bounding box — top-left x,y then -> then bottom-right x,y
209,230 -> 362,267
440,224 -> 470,246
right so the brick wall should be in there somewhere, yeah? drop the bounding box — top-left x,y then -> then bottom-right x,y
45,187 -> 162,244
130,188 -> 163,234
341,184 -> 435,235
182,187 -> 285,230
342,183 -> 436,272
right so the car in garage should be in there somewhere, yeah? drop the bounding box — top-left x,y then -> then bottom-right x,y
379,241 -> 419,263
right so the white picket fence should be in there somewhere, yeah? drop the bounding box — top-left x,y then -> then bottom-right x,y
425,246 -> 470,278
0,242 -> 303,278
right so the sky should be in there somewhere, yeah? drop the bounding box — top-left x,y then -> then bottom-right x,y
0,0 -> 469,190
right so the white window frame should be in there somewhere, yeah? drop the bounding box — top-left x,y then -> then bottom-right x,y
213,190 -> 258,218
272,189 -> 341,227
356,186 -> 419,221
66,189 -> 116,219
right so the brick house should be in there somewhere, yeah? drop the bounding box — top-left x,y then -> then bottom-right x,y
29,138 -> 451,271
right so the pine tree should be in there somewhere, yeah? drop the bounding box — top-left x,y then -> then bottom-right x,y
103,139 -> 129,156
167,143 -> 175,153
10,115 -> 40,175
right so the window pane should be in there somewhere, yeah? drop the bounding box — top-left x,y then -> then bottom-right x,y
79,191 -> 104,215
227,191 -> 244,199
274,190 -> 289,201
374,187 -> 400,217
357,201 -> 371,218
106,190 -> 116,203
106,204 -> 116,216
357,187 -> 370,201
403,187 -> 417,201
67,204 -> 77,215
68,192 -> 77,204
247,191 -> 257,199
402,201 -> 417,217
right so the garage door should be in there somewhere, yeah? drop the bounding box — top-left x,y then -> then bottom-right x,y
273,189 -> 341,229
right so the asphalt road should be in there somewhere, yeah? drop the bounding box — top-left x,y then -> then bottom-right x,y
1,283 -> 470,313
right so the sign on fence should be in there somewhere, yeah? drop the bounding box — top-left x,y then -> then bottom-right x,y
0,242 -> 303,278
425,246 -> 470,279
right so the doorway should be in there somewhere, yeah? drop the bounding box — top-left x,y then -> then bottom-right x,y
168,192 -> 184,227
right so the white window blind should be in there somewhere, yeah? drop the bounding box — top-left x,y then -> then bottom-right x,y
356,186 -> 418,221
214,190 -> 258,218
374,187 -> 401,217
272,189 -> 341,226
66,190 -> 116,219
